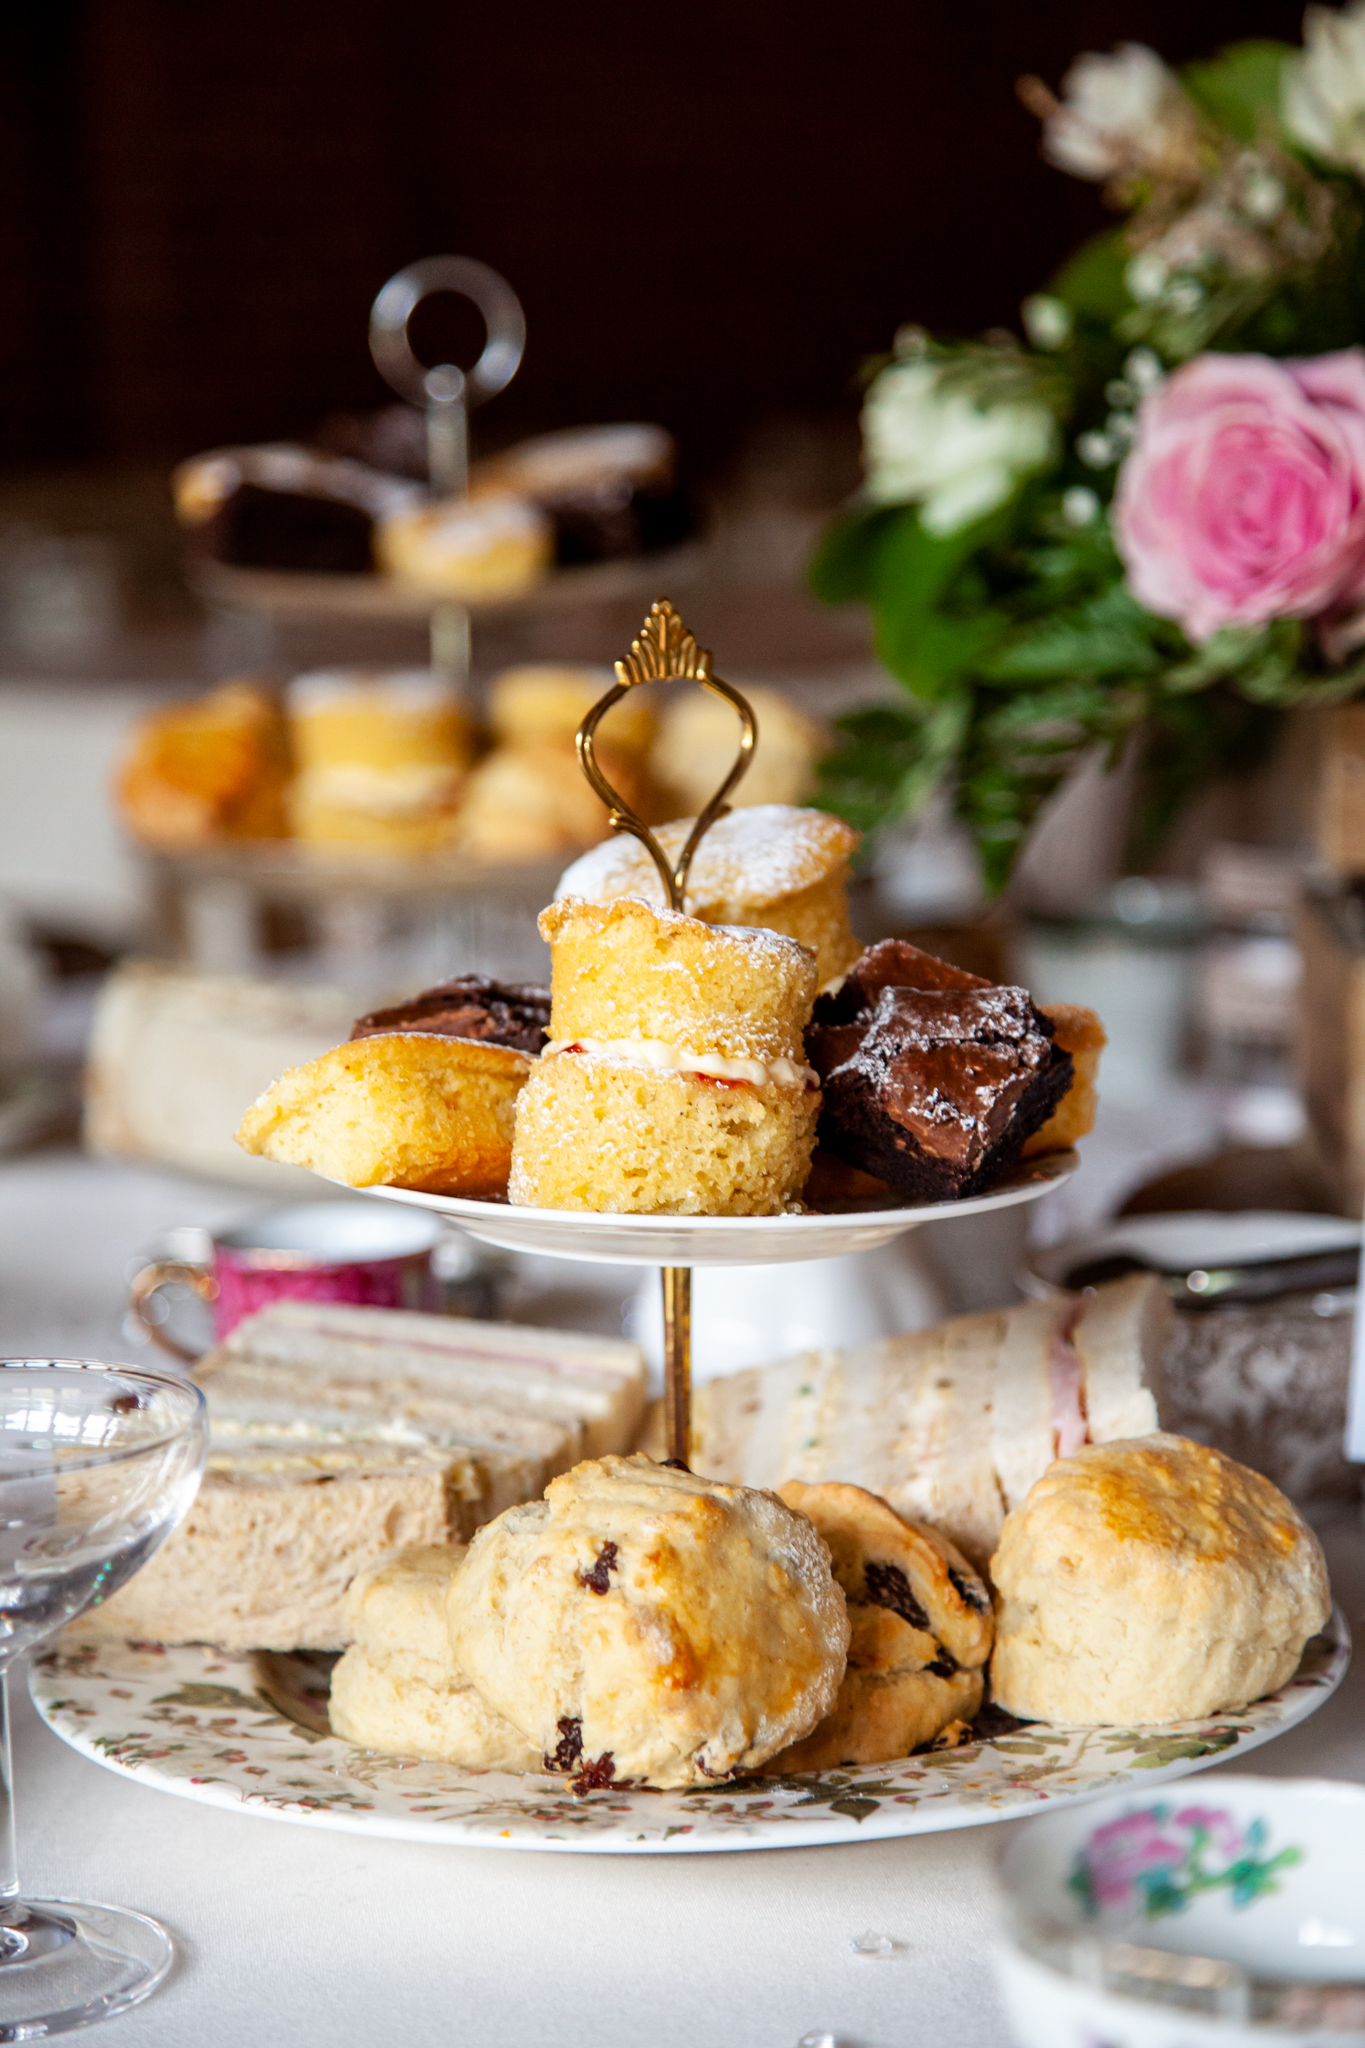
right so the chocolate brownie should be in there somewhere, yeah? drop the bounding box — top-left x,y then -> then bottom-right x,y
809,943 -> 1071,1201
351,976 -> 550,1056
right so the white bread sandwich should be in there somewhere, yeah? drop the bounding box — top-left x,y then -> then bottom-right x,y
688,1274 -> 1171,1570
78,1301 -> 646,1651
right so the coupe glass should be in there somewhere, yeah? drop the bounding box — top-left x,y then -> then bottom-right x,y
0,1360 -> 206,2038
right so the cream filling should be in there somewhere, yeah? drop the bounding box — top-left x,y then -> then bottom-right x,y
543,1036 -> 817,1090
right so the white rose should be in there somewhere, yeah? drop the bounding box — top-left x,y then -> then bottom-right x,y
1043,43 -> 1187,181
1284,1 -> 1365,177
862,360 -> 1056,534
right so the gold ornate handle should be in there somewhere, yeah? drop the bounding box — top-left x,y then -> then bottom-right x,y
576,599 -> 757,912
126,1261 -> 219,1366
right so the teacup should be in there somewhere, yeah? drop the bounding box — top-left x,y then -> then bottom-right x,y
127,1200 -> 452,1363
993,1774 -> 1365,2046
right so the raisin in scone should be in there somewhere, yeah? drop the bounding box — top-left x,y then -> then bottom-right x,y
329,1544 -> 539,1771
445,1455 -> 849,1790
765,1481 -> 993,1770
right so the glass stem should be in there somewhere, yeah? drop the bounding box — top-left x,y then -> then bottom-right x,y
0,1668 -> 21,1922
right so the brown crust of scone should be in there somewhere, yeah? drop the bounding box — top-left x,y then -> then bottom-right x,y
766,1480 -> 993,1770
235,1031 -> 530,1196
989,1434 -> 1331,1726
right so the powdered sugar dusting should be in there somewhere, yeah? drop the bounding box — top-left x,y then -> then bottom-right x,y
555,805 -> 858,916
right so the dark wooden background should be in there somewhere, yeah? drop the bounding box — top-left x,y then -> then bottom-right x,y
0,0 -> 1308,480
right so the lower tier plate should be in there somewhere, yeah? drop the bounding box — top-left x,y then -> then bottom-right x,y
362,1150 -> 1079,1266
33,1613 -> 1348,1856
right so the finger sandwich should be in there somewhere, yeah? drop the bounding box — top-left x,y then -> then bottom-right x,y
689,1275 -> 1170,1570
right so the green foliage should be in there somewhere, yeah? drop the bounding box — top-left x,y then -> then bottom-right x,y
1180,40 -> 1292,143
808,28 -> 1365,889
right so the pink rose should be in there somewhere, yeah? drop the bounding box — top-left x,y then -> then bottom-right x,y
1113,349 -> 1365,641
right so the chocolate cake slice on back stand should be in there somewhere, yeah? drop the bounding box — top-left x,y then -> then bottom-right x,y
808,940 -> 1073,1202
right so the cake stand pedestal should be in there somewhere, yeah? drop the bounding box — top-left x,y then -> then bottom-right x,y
367,1151 -> 1077,1460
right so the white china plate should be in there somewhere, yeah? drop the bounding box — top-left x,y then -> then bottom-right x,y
359,1151 -> 1079,1267
33,1611 -> 1347,1855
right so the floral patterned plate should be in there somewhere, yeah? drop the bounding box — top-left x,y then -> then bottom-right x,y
32,1611 -> 1348,1856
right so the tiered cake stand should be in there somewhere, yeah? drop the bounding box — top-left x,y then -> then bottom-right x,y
37,600 -> 1348,1853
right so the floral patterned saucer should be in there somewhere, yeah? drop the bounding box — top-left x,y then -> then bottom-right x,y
31,1612 -> 1348,1856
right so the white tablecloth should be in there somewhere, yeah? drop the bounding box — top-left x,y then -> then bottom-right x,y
2,1149 -> 1363,2048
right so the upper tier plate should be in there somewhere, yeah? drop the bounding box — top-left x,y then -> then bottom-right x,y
362,1150 -> 1078,1266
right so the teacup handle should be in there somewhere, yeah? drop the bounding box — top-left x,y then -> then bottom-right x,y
126,1261 -> 219,1365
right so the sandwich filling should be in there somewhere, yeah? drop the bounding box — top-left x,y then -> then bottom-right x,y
1048,1302 -> 1088,1460
543,1037 -> 818,1091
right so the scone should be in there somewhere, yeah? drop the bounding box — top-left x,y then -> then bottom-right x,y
329,1545 -> 539,1770
556,804 -> 859,988
377,492 -> 552,600
651,686 -> 827,815
236,1032 -> 530,1196
765,1482 -> 992,1770
446,1455 -> 850,1790
286,667 -> 472,854
508,896 -> 820,1215
453,662 -> 659,862
990,1434 -> 1331,1726
115,680 -> 290,849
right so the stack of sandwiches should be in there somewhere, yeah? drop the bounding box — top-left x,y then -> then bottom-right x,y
687,1274 -> 1173,1569
84,1301 -> 645,1651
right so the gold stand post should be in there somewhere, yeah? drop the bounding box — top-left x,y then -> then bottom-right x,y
661,1266 -> 692,1467
577,603 -> 758,1477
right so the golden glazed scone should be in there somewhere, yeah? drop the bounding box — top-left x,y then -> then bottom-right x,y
1023,1003 -> 1107,1156
509,897 -> 821,1214
329,1545 -> 540,1770
446,1455 -> 850,1791
556,805 -> 860,988
236,1032 -> 530,1196
539,895 -> 816,1061
990,1435 -> 1331,1726
767,1482 -> 992,1770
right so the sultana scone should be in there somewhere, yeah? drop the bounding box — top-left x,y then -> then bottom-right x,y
990,1434 -> 1331,1726
766,1481 -> 993,1770
445,1455 -> 850,1791
329,1545 -> 538,1770
508,896 -> 820,1215
236,1032 -> 530,1196
556,804 -> 859,988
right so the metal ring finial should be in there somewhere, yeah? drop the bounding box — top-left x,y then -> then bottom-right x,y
369,255 -> 526,410
576,601 -> 757,911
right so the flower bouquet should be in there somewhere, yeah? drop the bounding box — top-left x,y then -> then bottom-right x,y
813,6 -> 1365,888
